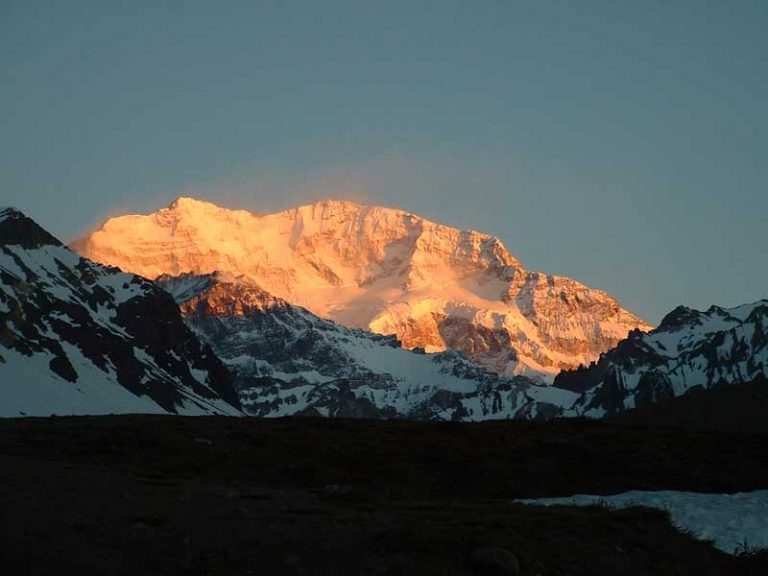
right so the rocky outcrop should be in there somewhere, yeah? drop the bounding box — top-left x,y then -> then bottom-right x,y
73,197 -> 651,380
0,208 -> 241,416
554,300 -> 768,416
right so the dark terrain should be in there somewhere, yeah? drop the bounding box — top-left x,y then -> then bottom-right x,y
1,382 -> 767,575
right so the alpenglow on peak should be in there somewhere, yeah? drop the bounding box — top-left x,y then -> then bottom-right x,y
72,197 -> 652,379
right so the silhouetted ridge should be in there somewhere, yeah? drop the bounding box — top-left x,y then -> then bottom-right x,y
657,305 -> 701,331
0,208 -> 62,249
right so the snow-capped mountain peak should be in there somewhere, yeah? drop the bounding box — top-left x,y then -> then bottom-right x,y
73,197 -> 651,379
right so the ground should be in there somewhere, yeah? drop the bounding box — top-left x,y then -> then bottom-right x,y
1,407 -> 767,575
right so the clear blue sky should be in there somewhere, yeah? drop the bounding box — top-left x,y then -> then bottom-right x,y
2,0 -> 766,323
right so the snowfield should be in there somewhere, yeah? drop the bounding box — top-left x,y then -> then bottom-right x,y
517,490 -> 768,554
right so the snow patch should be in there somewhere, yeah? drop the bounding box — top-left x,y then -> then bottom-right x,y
0,345 -> 167,417
517,490 -> 768,554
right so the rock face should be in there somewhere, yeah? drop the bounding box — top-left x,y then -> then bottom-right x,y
554,300 -> 768,416
0,208 -> 241,417
158,272 -> 579,420
73,197 -> 651,380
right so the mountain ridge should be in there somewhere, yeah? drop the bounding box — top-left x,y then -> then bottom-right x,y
0,208 -> 242,416
554,299 -> 768,416
158,271 -> 578,420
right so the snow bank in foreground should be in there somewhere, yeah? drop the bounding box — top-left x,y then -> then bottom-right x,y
517,490 -> 768,554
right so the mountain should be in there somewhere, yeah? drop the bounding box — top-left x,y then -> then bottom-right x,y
158,272 -> 579,420
554,300 -> 768,416
73,197 -> 651,380
0,207 -> 241,417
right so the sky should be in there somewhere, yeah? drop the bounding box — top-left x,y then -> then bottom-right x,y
1,0 -> 766,324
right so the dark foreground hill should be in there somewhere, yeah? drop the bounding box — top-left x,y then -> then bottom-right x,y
1,412 -> 766,575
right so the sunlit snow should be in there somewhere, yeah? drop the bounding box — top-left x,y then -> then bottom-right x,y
73,197 -> 651,379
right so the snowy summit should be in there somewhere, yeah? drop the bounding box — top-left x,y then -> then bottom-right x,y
73,197 -> 651,381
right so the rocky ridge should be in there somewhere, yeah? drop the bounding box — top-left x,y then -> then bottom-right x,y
554,300 -> 768,416
158,272 -> 579,420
